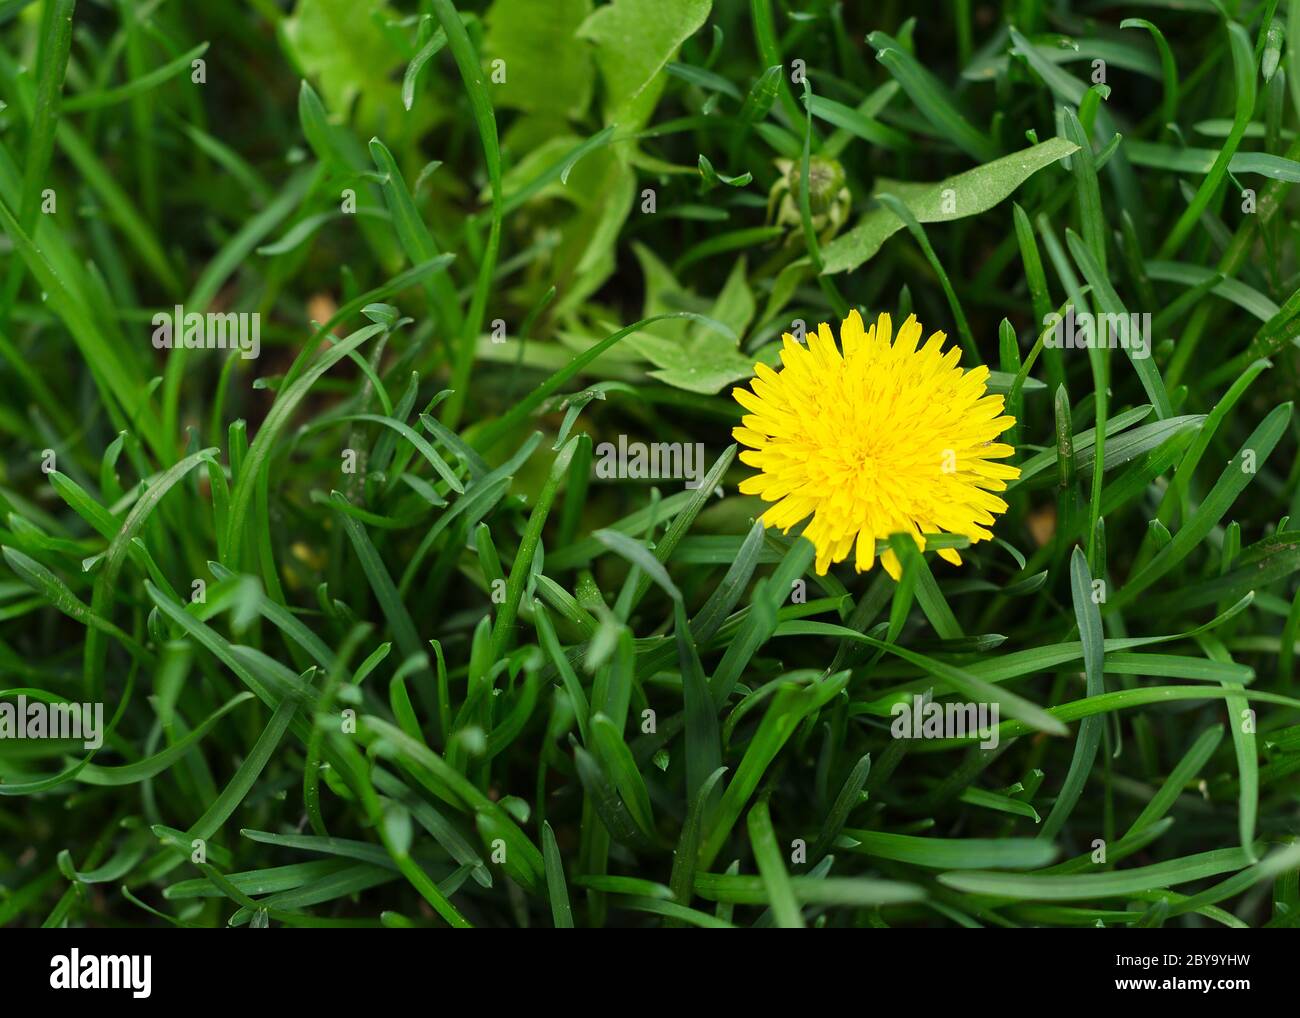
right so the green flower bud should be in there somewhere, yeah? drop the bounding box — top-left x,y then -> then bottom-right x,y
787,156 -> 847,215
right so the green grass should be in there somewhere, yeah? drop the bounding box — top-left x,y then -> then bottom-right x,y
0,0 -> 1298,929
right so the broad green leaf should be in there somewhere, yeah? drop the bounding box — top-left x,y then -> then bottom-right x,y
626,246 -> 757,393
578,0 -> 712,129
822,138 -> 1078,273
282,0 -> 410,130
485,0 -> 594,119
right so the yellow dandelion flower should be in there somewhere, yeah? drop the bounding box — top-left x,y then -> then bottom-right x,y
732,310 -> 1020,579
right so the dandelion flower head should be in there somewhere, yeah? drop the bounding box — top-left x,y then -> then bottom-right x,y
732,310 -> 1019,578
